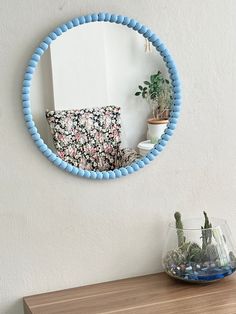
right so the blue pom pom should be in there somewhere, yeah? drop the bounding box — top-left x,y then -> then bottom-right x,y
77,168 -> 85,177
22,94 -> 29,101
156,145 -> 163,152
39,144 -> 47,152
60,24 -> 68,32
43,36 -> 52,45
23,100 -> 30,108
102,171 -> 109,179
43,148 -> 52,157
54,157 -> 62,166
96,172 -> 103,180
116,15 -> 124,24
66,21 -> 73,29
85,15 -> 92,23
48,153 -> 57,162
72,18 -> 79,26
71,167 -> 79,175
32,133 -> 40,141
114,169 -> 122,177
110,14 -> 117,23
104,13 -> 111,21
127,19 -> 136,28
35,138 -> 44,147
24,73 -> 33,80
137,160 -> 144,168
24,114 -> 33,122
26,121 -> 34,128
150,149 -> 159,156
54,27 -> 63,36
142,157 -> 150,165
147,153 -> 155,161
22,86 -> 30,93
34,48 -> 44,56
39,42 -> 48,51
143,29 -> 152,38
131,163 -> 139,171
65,164 -> 73,173
84,170 -> 91,178
59,161 -> 67,169
122,16 -> 130,25
133,22 -> 142,31
98,12 -> 105,21
90,171 -> 97,179
108,171 -> 116,179
29,127 -> 37,135
91,13 -> 98,21
126,166 -> 134,174
49,32 -> 57,40
23,80 -> 31,87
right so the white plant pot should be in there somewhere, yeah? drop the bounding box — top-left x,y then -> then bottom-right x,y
147,119 -> 168,144
137,140 -> 155,156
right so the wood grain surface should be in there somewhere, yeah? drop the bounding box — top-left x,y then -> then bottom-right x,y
23,272 -> 236,314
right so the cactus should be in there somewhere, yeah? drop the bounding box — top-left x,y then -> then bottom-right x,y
229,251 -> 236,268
201,211 -> 212,251
174,212 -> 185,247
187,242 -> 202,263
205,244 -> 219,261
164,248 -> 186,267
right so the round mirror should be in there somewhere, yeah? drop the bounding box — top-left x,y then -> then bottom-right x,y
22,13 -> 181,179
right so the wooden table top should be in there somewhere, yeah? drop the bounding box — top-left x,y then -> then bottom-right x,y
23,272 -> 236,314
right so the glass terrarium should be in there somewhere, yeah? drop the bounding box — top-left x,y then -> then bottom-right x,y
162,212 -> 236,283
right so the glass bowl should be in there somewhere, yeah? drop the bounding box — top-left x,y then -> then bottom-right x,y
162,217 -> 236,283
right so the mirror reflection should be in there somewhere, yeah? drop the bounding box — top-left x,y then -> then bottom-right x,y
31,22 -> 172,171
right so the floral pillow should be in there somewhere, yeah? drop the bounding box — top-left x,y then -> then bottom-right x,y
46,106 -> 121,171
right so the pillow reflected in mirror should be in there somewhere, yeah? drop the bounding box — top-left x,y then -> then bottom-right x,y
46,106 -> 140,171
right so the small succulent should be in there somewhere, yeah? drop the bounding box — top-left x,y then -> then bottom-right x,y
187,242 -> 202,263
174,212 -> 185,247
135,71 -> 172,120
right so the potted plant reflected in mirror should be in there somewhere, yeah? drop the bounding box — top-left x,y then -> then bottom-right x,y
162,211 -> 236,283
135,70 -> 173,144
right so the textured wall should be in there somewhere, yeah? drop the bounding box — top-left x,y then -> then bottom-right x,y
1,1 -> 236,313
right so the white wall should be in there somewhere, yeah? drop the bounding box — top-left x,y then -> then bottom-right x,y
1,1 -> 236,313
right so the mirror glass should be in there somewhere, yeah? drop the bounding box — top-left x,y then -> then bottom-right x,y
31,22 -> 172,171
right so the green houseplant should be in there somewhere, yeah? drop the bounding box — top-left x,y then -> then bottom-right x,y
135,70 -> 172,120
135,71 -> 173,144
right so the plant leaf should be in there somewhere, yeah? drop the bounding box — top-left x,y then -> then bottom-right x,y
135,92 -> 141,96
144,81 -> 150,85
150,75 -> 155,83
138,85 -> 143,90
